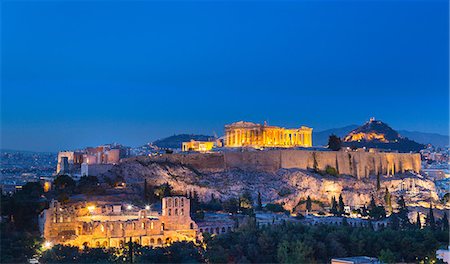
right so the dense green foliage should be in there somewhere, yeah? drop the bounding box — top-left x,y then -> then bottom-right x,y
327,134 -> 342,151
40,242 -> 204,263
205,221 -> 449,263
265,203 -> 288,214
1,182 -> 47,262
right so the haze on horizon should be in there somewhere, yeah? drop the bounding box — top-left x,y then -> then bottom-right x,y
1,0 -> 448,152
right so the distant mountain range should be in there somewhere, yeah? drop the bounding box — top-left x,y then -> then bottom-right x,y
313,124 -> 448,148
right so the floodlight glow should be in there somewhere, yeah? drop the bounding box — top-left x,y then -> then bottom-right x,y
43,241 -> 52,249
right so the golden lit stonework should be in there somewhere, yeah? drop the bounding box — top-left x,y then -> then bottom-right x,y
182,140 -> 222,152
39,197 -> 198,248
344,132 -> 388,142
225,121 -> 312,148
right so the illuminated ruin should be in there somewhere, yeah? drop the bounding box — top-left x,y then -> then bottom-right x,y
225,121 -> 312,148
39,197 -> 199,248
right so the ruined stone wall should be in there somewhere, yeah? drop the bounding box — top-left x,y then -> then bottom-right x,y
147,150 -> 420,179
41,199 -> 198,248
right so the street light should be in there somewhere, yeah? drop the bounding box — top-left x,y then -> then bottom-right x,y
43,241 -> 52,250
145,205 -> 150,210
87,205 -> 96,212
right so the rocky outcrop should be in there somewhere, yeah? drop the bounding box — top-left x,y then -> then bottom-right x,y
100,159 -> 440,210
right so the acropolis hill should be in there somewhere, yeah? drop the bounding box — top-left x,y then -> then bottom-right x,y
90,120 -> 431,212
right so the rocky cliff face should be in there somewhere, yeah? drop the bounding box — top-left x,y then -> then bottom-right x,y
144,150 -> 421,179
101,159 -> 440,210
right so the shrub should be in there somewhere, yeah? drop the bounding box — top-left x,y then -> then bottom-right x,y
265,203 -> 288,213
325,166 -> 338,176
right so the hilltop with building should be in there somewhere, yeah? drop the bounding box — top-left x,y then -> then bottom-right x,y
342,118 -> 426,152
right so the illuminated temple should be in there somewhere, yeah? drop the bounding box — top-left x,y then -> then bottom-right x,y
225,121 -> 312,148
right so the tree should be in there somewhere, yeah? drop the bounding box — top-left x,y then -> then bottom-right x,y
204,194 -> 222,212
328,134 -> 342,151
144,179 -> 148,201
240,191 -> 253,209
277,240 -> 313,263
306,196 -> 312,212
379,249 -> 396,264
338,194 -> 345,215
265,203 -> 287,213
154,182 -> 172,198
342,217 -> 349,226
257,191 -> 263,210
442,212 -> 449,231
369,205 -> 386,221
376,174 -> 381,191
369,196 -> 386,220
425,202 -> 435,230
330,196 -> 338,216
5,182 -> 46,231
384,187 -> 392,215
53,175 -> 76,195
40,245 -> 80,263
222,198 -> 239,214
416,212 -> 421,229
369,195 -> 377,211
390,213 -> 400,230
76,176 -> 99,195
397,195 -> 410,229
361,205 -> 368,217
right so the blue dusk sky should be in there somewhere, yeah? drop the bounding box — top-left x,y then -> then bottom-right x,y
1,0 -> 448,152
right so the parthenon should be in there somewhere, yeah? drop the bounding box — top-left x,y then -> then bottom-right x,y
225,121 -> 312,148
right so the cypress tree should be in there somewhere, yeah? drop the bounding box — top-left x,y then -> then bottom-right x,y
384,187 -> 392,215
306,196 -> 312,212
128,237 -> 133,263
338,194 -> 345,215
257,191 -> 262,210
331,196 -> 338,216
335,156 -> 340,174
426,202 -> 435,230
361,204 -> 368,217
376,174 -> 381,191
442,212 -> 449,231
391,213 -> 400,230
416,212 -> 421,229
144,179 -> 148,201
369,195 -> 377,211
397,195 -> 410,229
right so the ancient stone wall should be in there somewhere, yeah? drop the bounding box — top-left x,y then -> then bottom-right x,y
40,198 -> 198,248
146,150 -> 420,179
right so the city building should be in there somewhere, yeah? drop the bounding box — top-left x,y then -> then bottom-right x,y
39,197 -> 199,248
224,121 -> 312,148
56,145 -> 126,174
